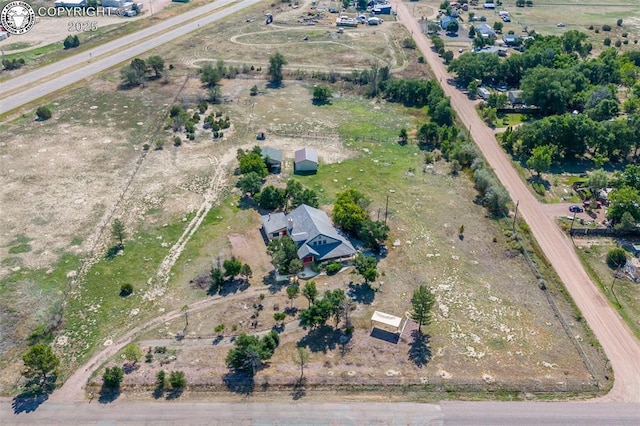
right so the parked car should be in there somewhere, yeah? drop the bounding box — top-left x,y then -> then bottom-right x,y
569,205 -> 584,213
556,22 -> 566,27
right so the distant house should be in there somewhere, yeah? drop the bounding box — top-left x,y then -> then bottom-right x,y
256,128 -> 267,140
294,148 -> 318,173
502,34 -> 520,46
476,45 -> 507,56
508,90 -> 524,105
373,4 -> 392,14
475,23 -> 496,38
261,204 -> 356,264
261,146 -> 282,173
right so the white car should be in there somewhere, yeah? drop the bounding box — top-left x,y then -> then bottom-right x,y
556,22 -> 566,27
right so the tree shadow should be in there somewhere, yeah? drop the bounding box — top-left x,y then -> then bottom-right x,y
408,330 -> 432,368
165,388 -> 184,400
347,282 -> 375,305
238,196 -> 258,210
105,244 -> 122,260
11,378 -> 55,414
311,99 -> 331,106
123,363 -> 139,375
526,175 -> 550,190
98,384 -> 120,404
266,81 -> 284,90
219,278 -> 250,296
297,325 -> 342,353
264,272 -> 287,294
223,370 -> 255,395
152,385 -> 164,400
291,377 -> 307,400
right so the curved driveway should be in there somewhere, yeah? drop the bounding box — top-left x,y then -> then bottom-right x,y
0,0 -> 263,115
395,1 -> 640,403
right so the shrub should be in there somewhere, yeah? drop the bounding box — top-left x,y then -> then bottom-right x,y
120,283 -> 133,296
623,39 -> 629,45
143,143 -> 150,151
103,366 -> 124,390
606,247 -> 627,268
214,324 -> 225,334
326,262 -> 342,275
602,24 -> 612,31
622,32 -> 628,38
604,38 -> 611,46
417,56 -> 425,63
403,37 -> 417,49
198,100 -> 208,114
173,136 -> 182,146
617,19 -> 623,27
155,140 -> 165,150
615,40 -> 622,48
169,371 -> 186,389
36,106 -> 52,121
588,25 -> 594,30
595,29 -> 600,34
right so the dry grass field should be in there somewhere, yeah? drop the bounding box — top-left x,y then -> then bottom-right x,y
1,0 -> 609,398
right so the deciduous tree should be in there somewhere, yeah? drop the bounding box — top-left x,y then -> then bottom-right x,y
268,52 -> 288,85
353,253 -> 378,285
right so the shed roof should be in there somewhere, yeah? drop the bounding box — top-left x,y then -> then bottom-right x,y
371,311 -> 403,329
295,148 -> 318,164
261,146 -> 283,162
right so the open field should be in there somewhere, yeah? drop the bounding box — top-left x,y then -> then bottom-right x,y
1,0 -> 608,399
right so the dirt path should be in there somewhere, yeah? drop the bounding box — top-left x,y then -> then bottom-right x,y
395,0 -> 640,403
143,155 -> 228,302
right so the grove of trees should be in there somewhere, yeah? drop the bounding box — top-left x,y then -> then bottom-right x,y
225,331 -> 280,376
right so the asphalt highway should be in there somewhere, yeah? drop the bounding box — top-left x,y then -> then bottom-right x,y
0,0 -> 264,115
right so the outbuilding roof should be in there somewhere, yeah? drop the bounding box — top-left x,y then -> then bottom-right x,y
294,148 -> 318,164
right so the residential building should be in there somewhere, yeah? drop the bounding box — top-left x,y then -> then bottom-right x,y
261,204 -> 356,264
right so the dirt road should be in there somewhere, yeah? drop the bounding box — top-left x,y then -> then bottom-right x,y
395,1 -> 640,403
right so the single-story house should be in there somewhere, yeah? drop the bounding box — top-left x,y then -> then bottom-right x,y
475,23 -> 496,38
294,148 -> 318,173
440,16 -> 456,31
478,87 -> 491,100
508,90 -> 524,105
261,146 -> 282,173
373,4 -> 392,14
503,34 -> 520,46
256,128 -> 267,140
476,45 -> 507,56
261,204 -> 356,264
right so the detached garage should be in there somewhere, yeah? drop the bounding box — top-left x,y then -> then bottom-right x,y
294,148 -> 318,173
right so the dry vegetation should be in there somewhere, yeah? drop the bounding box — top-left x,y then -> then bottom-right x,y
1,0 -> 609,399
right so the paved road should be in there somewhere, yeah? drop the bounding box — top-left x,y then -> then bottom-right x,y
395,1 -> 640,403
0,0 -> 263,115
1,399 -> 639,425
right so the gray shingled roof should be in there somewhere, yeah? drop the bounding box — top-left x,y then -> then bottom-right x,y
261,204 -> 355,261
261,212 -> 287,235
294,148 -> 318,164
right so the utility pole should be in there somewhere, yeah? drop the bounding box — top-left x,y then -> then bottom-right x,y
384,194 -> 390,226
512,200 -> 519,231
569,210 -> 577,236
610,264 -> 622,306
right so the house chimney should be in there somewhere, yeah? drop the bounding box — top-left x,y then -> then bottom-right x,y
268,213 -> 271,221
287,218 -> 294,231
